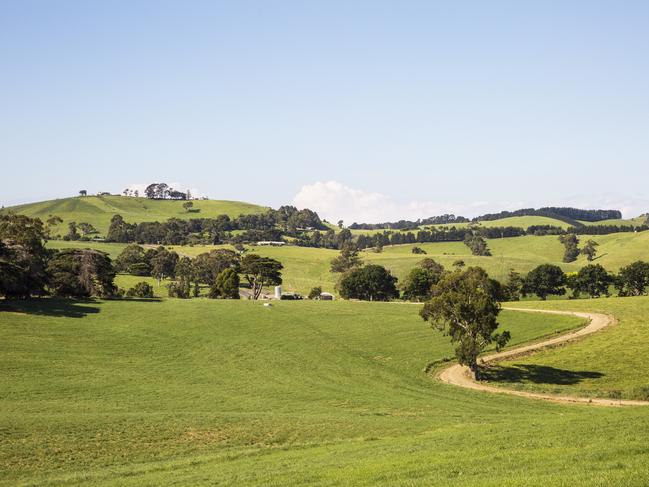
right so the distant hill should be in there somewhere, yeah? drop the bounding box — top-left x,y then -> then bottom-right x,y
1,195 -> 268,236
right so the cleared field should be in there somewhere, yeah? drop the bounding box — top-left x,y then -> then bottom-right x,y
348,215 -> 569,234
2,195 -> 266,235
485,296 -> 649,400
3,298 -> 649,486
579,216 -> 647,226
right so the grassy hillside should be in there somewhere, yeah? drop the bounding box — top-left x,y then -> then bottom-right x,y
488,296 -> 649,400
4,298 -> 649,486
2,195 -> 267,235
48,229 -> 649,295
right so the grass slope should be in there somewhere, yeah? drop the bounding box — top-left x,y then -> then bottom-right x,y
3,195 -> 267,235
3,298 -> 649,486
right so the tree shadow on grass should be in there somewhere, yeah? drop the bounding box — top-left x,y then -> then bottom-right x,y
482,363 -> 604,385
0,298 -> 101,318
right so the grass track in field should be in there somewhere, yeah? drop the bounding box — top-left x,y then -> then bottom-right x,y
485,296 -> 649,400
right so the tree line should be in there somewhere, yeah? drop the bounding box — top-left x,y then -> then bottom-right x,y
113,243 -> 282,299
346,207 -> 623,231
324,243 -> 649,304
0,213 -> 285,301
105,206 -> 326,245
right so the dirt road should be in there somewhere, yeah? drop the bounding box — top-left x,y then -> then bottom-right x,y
437,308 -> 649,406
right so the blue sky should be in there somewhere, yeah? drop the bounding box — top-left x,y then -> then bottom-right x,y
1,1 -> 648,222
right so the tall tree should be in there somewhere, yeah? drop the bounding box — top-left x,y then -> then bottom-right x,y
106,214 -> 134,243
558,234 -> 580,263
150,247 -> 179,283
401,259 -> 446,302
567,264 -> 613,298
0,214 -> 50,298
115,244 -> 150,275
581,240 -> 599,261
501,269 -> 524,302
192,249 -> 239,285
463,234 -> 491,256
78,222 -> 97,236
523,264 -> 566,300
338,264 -> 399,301
330,243 -> 363,273
209,268 -> 240,299
47,249 -> 116,297
240,254 -> 283,300
66,222 -> 80,241
420,267 -> 510,379
615,261 -> 649,296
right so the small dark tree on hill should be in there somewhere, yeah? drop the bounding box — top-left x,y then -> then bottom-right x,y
558,234 -> 580,263
502,269 -> 524,302
463,234 -> 491,256
240,254 -> 283,300
411,246 -> 427,254
581,240 -> 599,261
106,214 -> 135,243
65,222 -> 80,241
209,268 -> 240,299
174,256 -> 195,297
567,264 -> 613,298
182,201 -> 194,213
330,243 -> 363,273
523,264 -> 566,300
126,281 -> 154,298
167,281 -> 190,298
44,215 -> 63,239
78,222 -> 97,236
308,286 -> 323,300
338,265 -> 399,301
79,190 -> 87,197
420,267 -> 510,379
615,261 -> 649,296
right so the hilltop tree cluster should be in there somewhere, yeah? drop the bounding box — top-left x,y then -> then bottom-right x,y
144,183 -> 190,200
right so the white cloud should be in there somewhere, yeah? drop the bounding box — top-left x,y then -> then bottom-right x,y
292,181 -> 649,224
292,181 -> 521,223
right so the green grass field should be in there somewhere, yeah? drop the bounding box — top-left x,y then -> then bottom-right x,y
2,195 -> 267,236
486,296 -> 649,400
3,297 -> 649,486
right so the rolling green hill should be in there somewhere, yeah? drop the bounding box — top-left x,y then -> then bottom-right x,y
3,297 -> 649,486
2,195 -> 267,236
